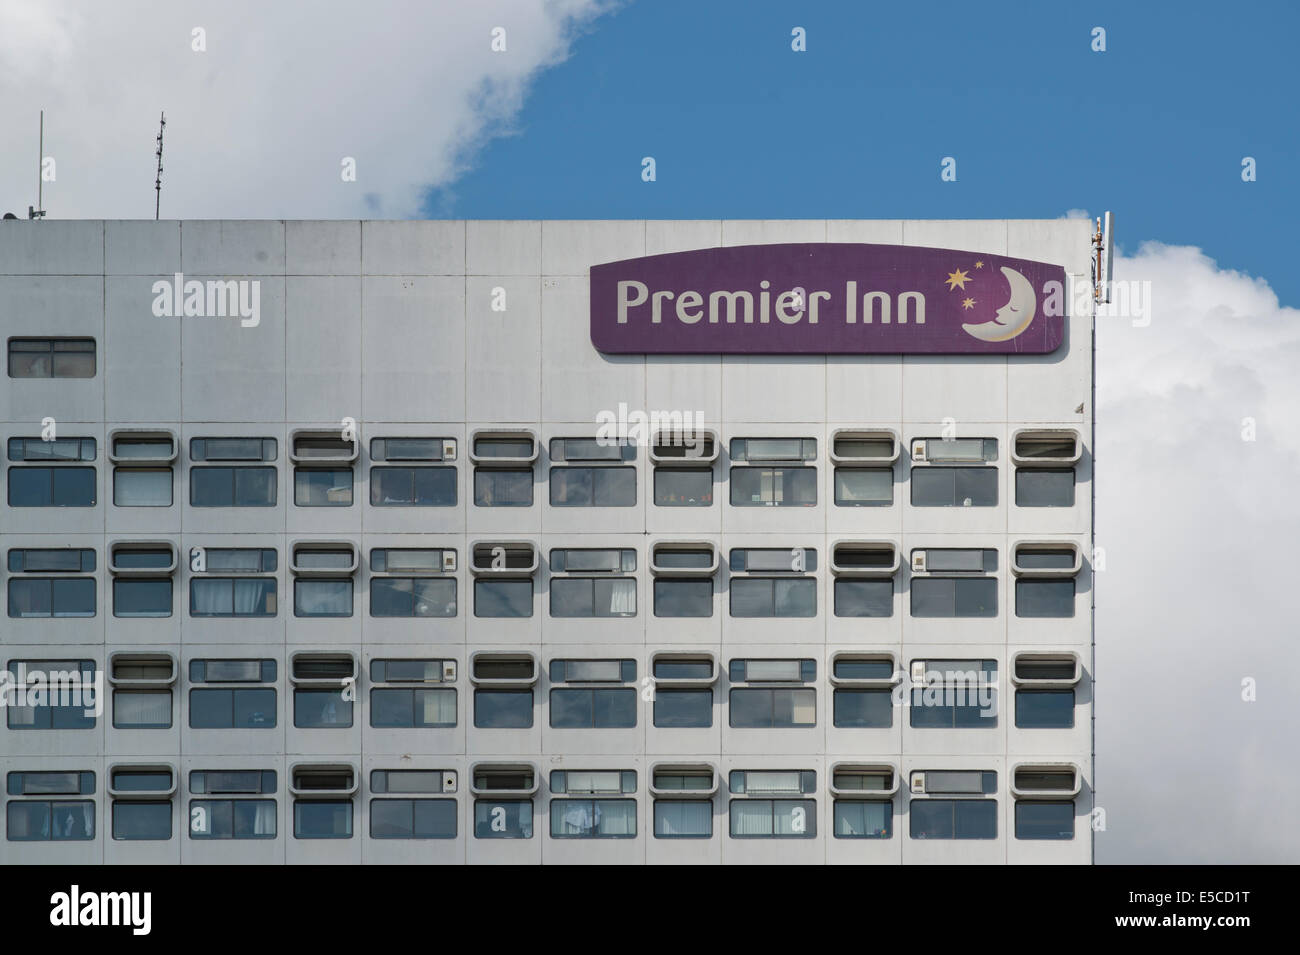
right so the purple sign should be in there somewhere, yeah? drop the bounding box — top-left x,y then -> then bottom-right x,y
590,243 -> 1067,355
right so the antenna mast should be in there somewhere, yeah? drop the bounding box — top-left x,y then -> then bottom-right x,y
154,112 -> 166,220
29,110 -> 46,220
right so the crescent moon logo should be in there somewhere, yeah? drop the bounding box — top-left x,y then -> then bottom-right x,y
962,266 -> 1036,342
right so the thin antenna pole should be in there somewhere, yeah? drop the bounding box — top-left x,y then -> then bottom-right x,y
155,112 -> 166,220
37,110 -> 43,213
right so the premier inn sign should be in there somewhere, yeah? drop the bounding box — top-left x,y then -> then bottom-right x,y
589,243 -> 1068,355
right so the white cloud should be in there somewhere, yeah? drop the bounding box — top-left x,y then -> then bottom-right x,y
1096,242 -> 1300,862
0,0 -> 617,219
1060,208 -> 1092,220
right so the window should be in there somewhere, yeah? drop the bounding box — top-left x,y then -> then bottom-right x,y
5,660 -> 96,729
1013,431 -> 1080,507
8,337 -> 95,378
471,543 -> 536,618
831,432 -> 897,506
651,545 -> 716,617
910,550 -> 999,618
7,547 -> 96,618
110,433 -> 176,507
728,771 -> 816,838
472,433 -> 536,507
1013,546 -> 1079,618
473,766 -> 536,839
548,438 -> 636,507
728,548 -> 817,618
651,768 -> 715,838
370,770 -> 457,839
189,659 -> 277,729
548,548 -> 636,618
110,655 -> 175,729
833,800 -> 893,838
188,771 -> 277,840
909,800 -> 997,839
651,656 -> 715,729
290,432 -> 356,507
369,659 -> 456,728
833,578 -> 892,617
8,437 -> 97,507
549,771 -> 637,838
292,546 -> 355,618
728,659 -> 816,729
291,656 -> 354,729
291,767 -> 355,839
910,659 -> 998,728
1015,801 -> 1075,840
1012,656 -> 1078,729
730,467 -> 817,506
110,768 -> 174,840
370,569 -> 456,618
549,660 -> 637,729
473,655 -> 536,729
653,433 -> 715,507
6,771 -> 95,841
831,657 -> 895,729
190,578 -> 276,617
110,545 -> 175,618
189,437 -> 277,507
911,467 -> 997,506
371,438 -> 457,506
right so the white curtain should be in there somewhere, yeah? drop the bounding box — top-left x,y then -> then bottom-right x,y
114,468 -> 171,506
234,579 -> 271,615
419,689 -> 456,726
595,800 -> 635,836
250,800 -> 276,836
655,800 -> 711,837
730,800 -> 772,836
601,579 -> 636,615
192,579 -> 233,615
115,690 -> 172,726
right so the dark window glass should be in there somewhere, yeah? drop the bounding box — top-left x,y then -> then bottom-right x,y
729,578 -> 816,617
112,690 -> 172,729
190,466 -> 276,506
113,467 -> 172,506
549,688 -> 636,728
549,467 -> 636,506
549,578 -> 636,618
1015,579 -> 1075,618
113,578 -> 172,618
370,466 -> 456,506
1015,689 -> 1075,728
730,467 -> 816,506
832,689 -> 893,728
653,579 -> 712,617
473,469 -> 532,506
473,579 -> 533,617
5,661 -> 96,730
1015,468 -> 1075,507
728,688 -> 816,728
7,801 -> 95,840
369,688 -> 456,728
293,801 -> 352,838
833,800 -> 892,839
834,467 -> 892,506
473,800 -> 532,838
188,799 -> 276,839
370,798 -> 457,838
653,689 -> 712,728
112,801 -> 172,840
909,799 -> 998,839
910,467 -> 997,506
294,579 -> 352,617
294,468 -> 353,506
1015,801 -> 1075,840
654,467 -> 712,506
8,338 -> 96,378
8,467 -> 96,507
188,688 -> 276,729
293,689 -> 353,728
8,578 -> 95,618
909,688 -> 998,728
909,577 -> 998,617
370,577 -> 456,617
473,689 -> 533,728
833,578 -> 893,617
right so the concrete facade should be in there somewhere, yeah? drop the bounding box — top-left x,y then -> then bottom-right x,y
0,219 -> 1094,864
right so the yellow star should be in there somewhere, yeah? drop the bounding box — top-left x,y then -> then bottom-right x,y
961,297 -> 976,310
945,268 -> 971,291
974,261 -> 984,269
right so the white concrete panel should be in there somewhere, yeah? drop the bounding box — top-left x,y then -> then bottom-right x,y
361,276 -> 464,422
286,276 -> 362,423
106,221 -> 180,274
721,220 -> 827,246
0,220 -> 102,274
542,276 -> 644,421
180,277 -> 286,422
467,220 -> 541,275
287,220 -> 361,275
644,220 -> 722,256
181,221 -> 285,275
542,221 -> 645,275
362,220 -> 463,275
465,276 -> 541,422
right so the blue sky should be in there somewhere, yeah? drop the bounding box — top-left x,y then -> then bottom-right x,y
434,0 -> 1300,303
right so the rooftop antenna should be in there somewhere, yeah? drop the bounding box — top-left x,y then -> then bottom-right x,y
1093,211 -> 1114,304
154,111 -> 166,220
28,110 -> 46,220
